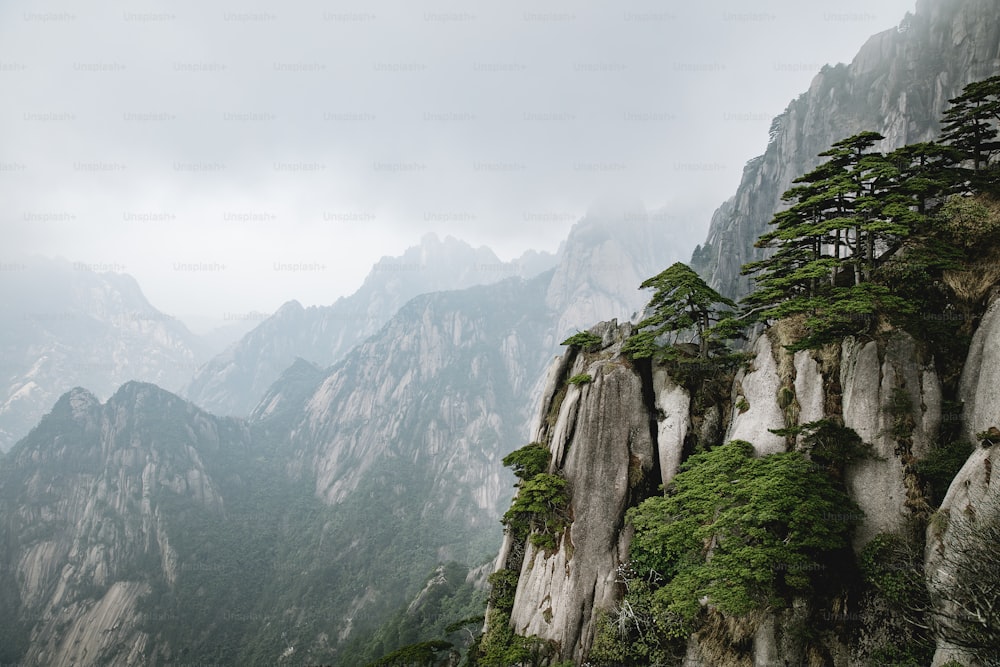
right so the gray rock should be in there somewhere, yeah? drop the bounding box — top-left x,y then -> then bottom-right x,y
842,333 -> 941,549
726,335 -> 787,455
507,324 -> 655,663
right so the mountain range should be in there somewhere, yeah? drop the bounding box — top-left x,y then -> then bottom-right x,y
0,206 -> 685,665
1,0 -> 999,663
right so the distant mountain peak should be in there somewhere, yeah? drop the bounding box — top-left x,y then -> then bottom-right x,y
274,300 -> 305,317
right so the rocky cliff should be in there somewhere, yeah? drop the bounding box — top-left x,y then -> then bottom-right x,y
691,0 -> 1000,299
0,382 -> 251,666
492,292 -> 1000,664
185,206 -> 685,420
926,292 -> 1000,667
0,204 -> 687,666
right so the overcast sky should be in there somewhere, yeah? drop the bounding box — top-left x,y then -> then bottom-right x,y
0,0 -> 917,332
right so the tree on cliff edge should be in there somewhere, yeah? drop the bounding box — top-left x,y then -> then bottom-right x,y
623,262 -> 737,360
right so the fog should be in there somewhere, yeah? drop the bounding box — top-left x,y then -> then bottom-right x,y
0,0 -> 916,331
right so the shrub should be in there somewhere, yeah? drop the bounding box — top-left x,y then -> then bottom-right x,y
914,440 -> 973,504
623,441 -> 859,650
486,570 -> 519,611
501,473 -> 570,548
560,331 -> 603,349
773,419 -> 874,473
502,443 -> 550,481
567,373 -> 592,386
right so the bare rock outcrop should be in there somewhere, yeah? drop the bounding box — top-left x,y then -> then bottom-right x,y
842,333 -> 941,549
507,322 -> 657,663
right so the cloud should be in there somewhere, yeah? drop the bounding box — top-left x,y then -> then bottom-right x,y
0,0 -> 916,327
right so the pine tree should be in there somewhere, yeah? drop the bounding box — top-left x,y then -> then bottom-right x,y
623,262 -> 736,359
940,74 -> 1000,194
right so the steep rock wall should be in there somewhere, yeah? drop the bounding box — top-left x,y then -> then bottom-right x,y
507,322 -> 657,663
0,383 -> 252,667
499,320 -> 952,664
958,295 -> 1000,443
842,334 -> 942,548
927,294 -> 1000,666
726,335 -> 788,456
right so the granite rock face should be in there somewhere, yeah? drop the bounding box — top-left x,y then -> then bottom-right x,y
841,333 -> 942,549
927,293 -> 1000,667
0,257 -> 210,452
494,320 -> 954,664
507,322 -> 656,663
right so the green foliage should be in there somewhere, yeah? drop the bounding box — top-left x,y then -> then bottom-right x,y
620,441 -> 858,655
914,440 -> 974,504
444,615 -> 484,635
588,611 -> 628,664
773,419 -> 873,472
978,428 -> 1000,445
501,443 -> 550,481
741,75 -> 1000,351
587,580 -> 687,665
860,534 -> 927,607
356,563 -> 488,665
886,387 -> 916,441
476,609 -> 557,667
486,570 -> 519,612
560,331 -> 603,350
939,74 -> 1000,192
501,473 -> 569,546
624,262 -> 738,360
477,610 -> 522,666
857,532 -> 936,664
741,130 -> 917,349
860,533 -> 934,666
367,639 -> 455,666
566,373 -> 592,386
867,643 -> 936,667
528,532 -> 557,550
941,194 -> 1000,248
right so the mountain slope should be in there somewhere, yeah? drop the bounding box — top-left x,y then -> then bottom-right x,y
184,234 -> 557,417
490,302 -> 996,664
0,257 -> 210,451
0,382 -> 253,665
0,205 -> 685,665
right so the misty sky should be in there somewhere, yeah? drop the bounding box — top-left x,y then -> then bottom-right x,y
0,0 -> 917,331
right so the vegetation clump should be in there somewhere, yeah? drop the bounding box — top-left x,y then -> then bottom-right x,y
560,331 -> 603,350
740,74 -> 1000,352
623,262 -> 739,361
590,441 -> 859,663
501,473 -> 570,549
501,442 -> 550,482
771,419 -> 874,478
